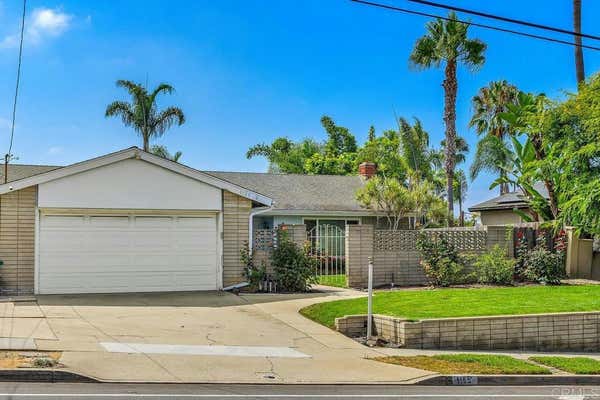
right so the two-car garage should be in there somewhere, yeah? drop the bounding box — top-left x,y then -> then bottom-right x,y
0,147 -> 271,295
38,213 -> 219,294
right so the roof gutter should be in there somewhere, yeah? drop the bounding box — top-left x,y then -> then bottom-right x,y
248,206 -> 273,254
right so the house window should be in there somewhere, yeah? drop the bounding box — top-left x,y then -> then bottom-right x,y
302,218 -> 360,229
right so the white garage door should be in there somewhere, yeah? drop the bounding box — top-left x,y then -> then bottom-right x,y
38,213 -> 218,294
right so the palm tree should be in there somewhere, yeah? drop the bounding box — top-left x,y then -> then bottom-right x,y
469,80 -> 519,194
151,145 -> 182,162
470,135 -> 514,195
105,80 -> 185,151
436,136 -> 469,204
469,80 -> 519,140
453,169 -> 468,225
573,0 -> 585,85
397,117 -> 436,183
410,12 -> 486,225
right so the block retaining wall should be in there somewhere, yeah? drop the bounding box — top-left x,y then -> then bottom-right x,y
336,311 -> 600,352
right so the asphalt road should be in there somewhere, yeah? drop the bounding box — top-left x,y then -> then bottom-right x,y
0,383 -> 596,399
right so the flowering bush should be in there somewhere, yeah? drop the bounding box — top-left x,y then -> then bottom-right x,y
416,234 -> 466,286
520,234 -> 566,285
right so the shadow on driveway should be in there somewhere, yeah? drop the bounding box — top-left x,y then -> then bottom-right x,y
34,289 -> 339,308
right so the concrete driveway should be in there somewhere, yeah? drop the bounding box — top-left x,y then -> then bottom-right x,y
0,288 -> 431,383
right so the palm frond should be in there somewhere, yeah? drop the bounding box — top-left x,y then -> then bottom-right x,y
105,101 -> 136,127
151,107 -> 185,137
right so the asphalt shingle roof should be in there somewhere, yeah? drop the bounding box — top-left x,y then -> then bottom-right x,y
0,161 -> 368,213
0,164 -> 62,184
469,183 -> 549,212
206,171 -> 367,212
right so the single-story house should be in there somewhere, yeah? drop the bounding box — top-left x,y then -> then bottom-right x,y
0,148 -> 392,295
468,183 -> 549,225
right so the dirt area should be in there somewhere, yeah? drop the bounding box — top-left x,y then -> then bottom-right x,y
0,351 -> 61,369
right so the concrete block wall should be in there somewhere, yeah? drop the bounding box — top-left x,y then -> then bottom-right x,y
346,225 -> 374,288
252,225 -> 307,274
345,225 -> 512,288
336,312 -> 600,352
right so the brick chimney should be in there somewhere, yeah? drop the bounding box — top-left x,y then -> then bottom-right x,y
358,162 -> 377,179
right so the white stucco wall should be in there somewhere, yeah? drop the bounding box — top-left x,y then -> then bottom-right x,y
38,158 -> 222,210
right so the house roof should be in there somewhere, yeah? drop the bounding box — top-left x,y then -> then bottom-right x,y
0,147 -> 273,206
468,183 -> 549,212
0,164 -> 62,183
205,171 -> 368,213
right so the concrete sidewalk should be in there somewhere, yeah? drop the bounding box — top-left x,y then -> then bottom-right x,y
0,287 -> 432,383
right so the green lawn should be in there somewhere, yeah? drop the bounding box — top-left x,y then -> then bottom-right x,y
530,356 -> 600,374
316,274 -> 347,288
300,285 -> 600,328
376,354 -> 550,375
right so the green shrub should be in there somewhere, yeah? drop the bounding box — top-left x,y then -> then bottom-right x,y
521,243 -> 565,285
472,245 -> 516,285
272,230 -> 317,292
416,234 -> 465,287
240,241 -> 267,291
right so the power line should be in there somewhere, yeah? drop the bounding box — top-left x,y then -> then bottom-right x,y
350,0 -> 600,51
5,0 -> 27,183
405,0 -> 600,41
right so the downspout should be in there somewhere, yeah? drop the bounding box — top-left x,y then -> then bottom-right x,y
248,206 -> 273,254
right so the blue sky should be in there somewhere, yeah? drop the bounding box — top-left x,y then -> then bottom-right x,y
0,0 -> 598,210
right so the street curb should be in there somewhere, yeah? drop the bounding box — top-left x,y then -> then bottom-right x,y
416,374 -> 600,386
0,369 -> 98,383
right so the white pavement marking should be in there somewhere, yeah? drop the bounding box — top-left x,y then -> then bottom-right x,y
0,337 -> 36,350
0,395 -> 571,398
100,342 -> 311,358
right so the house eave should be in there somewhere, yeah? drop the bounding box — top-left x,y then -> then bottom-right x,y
256,209 -> 416,217
0,147 -> 273,206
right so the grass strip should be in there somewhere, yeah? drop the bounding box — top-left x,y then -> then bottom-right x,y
530,356 -> 600,374
375,354 -> 550,375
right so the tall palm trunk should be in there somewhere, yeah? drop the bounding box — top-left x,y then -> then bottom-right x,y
142,135 -> 150,152
573,0 -> 585,85
442,59 -> 458,226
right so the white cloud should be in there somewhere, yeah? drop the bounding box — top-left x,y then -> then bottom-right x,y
0,7 -> 73,48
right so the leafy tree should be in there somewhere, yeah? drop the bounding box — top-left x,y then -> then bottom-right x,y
356,176 -> 446,230
356,129 -> 408,181
410,12 -> 486,223
246,138 -> 322,173
367,125 -> 376,142
321,116 -> 357,156
247,115 -> 357,175
499,91 -> 560,219
150,145 -> 182,162
545,74 -> 600,234
105,80 -> 185,151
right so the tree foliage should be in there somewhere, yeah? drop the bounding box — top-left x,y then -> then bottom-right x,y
151,145 -> 182,162
356,176 -> 446,230
105,80 -> 185,151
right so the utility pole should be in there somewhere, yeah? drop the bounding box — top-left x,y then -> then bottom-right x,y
573,0 -> 585,84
